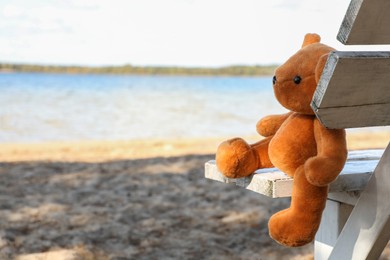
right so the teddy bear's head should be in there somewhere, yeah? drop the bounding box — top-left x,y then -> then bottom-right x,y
272,34 -> 335,115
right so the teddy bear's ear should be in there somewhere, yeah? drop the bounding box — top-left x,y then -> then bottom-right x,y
302,33 -> 321,48
315,53 -> 330,84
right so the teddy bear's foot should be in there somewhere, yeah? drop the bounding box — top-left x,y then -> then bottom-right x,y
268,208 -> 321,247
268,166 -> 328,247
215,138 -> 258,178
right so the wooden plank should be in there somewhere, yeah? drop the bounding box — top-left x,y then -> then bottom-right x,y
315,200 -> 354,260
205,162 -> 290,198
328,191 -> 361,206
347,149 -> 386,160
329,143 -> 390,260
338,0 -> 390,45
204,149 -> 384,198
313,104 -> 390,129
313,52 -> 390,108
311,51 -> 390,129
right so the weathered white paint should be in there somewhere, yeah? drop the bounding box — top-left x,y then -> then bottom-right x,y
312,51 -> 390,129
205,161 -> 289,198
315,200 -> 354,260
204,149 -> 384,198
338,0 -> 390,44
327,191 -> 361,206
329,144 -> 390,260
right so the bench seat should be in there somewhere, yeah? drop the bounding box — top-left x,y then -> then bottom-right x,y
205,149 -> 384,198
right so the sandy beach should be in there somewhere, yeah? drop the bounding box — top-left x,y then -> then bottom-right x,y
0,131 -> 389,259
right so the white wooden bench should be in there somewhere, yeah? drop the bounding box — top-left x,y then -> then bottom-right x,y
205,0 -> 390,259
206,147 -> 388,259
205,149 -> 384,199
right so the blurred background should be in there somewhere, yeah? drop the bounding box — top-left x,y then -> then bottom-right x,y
1,0 -> 389,259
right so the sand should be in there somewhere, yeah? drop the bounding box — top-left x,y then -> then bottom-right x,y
0,131 -> 389,259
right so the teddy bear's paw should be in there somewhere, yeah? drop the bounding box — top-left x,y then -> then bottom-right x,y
256,116 -> 274,137
304,156 -> 344,186
215,138 -> 258,178
268,209 -> 317,247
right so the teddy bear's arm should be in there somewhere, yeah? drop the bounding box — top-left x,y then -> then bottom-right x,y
256,112 -> 293,137
304,119 -> 348,187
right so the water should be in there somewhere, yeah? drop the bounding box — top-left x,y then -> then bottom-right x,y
0,73 -> 286,143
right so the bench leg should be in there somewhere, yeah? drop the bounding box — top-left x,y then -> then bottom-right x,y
328,143 -> 390,260
314,199 -> 354,260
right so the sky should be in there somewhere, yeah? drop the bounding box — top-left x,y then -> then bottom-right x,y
0,0 -> 383,67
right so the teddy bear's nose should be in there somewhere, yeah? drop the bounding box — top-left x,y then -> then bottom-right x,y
272,76 -> 277,85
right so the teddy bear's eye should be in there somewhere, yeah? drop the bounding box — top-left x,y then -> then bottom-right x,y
272,76 -> 277,85
293,76 -> 302,84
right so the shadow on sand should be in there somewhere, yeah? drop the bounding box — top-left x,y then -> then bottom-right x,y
0,154 -> 315,259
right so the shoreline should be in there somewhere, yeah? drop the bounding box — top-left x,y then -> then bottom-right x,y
0,131 -> 388,162
0,64 -> 277,77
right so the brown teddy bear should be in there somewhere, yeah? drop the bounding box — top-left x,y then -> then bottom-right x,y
215,33 -> 347,247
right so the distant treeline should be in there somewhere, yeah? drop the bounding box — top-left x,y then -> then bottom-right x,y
0,63 -> 277,76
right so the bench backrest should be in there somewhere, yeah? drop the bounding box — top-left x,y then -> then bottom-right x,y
311,51 -> 390,129
338,0 -> 390,44
311,0 -> 390,129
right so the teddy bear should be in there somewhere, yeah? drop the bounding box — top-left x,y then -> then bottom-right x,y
215,33 -> 347,247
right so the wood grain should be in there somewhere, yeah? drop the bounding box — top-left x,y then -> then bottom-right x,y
338,0 -> 390,44
312,51 -> 390,129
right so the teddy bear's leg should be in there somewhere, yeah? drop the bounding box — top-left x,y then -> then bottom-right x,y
216,136 -> 272,178
268,166 -> 328,247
